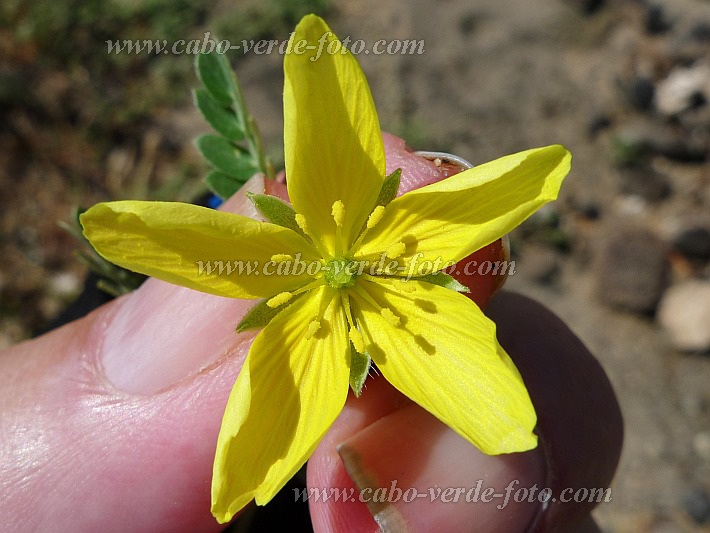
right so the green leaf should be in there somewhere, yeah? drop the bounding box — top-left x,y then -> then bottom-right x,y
196,134 -> 259,179
205,170 -> 242,200
193,88 -> 245,142
376,168 -> 401,207
246,192 -> 306,237
236,297 -> 293,333
415,271 -> 470,293
349,347 -> 372,397
195,52 -> 237,107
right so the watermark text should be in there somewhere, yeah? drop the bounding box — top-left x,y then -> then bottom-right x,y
106,31 -> 425,60
295,479 -> 612,508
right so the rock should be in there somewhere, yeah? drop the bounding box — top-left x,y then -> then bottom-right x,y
587,111 -> 612,138
627,76 -> 655,111
597,229 -> 668,314
682,488 -> 710,525
655,62 -> 710,116
565,0 -> 605,15
48,271 -> 82,298
618,165 -> 671,202
658,280 -> 710,352
673,227 -> 710,262
644,4 -> 671,35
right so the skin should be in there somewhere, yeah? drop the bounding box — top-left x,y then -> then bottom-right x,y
0,137 -> 622,532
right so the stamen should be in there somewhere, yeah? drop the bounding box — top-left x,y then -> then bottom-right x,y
306,319 -> 321,339
270,253 -> 293,262
385,241 -> 406,259
367,205 -> 386,229
380,307 -> 401,327
331,200 -> 345,227
266,292 -> 293,308
349,327 -> 365,354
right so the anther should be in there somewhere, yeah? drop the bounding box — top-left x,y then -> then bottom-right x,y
367,205 -> 385,229
349,327 -> 365,353
270,254 -> 293,262
331,200 -> 345,227
385,241 -> 406,259
266,292 -> 293,308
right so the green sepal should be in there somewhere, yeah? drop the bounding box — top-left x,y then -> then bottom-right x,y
349,346 -> 372,397
376,168 -> 401,207
195,52 -> 238,107
415,271 -> 470,293
205,170 -> 242,200
246,192 -> 306,237
236,297 -> 291,333
193,88 -> 245,142
195,134 -> 259,179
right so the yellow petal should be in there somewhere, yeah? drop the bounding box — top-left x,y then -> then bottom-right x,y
211,286 -> 350,523
354,145 -> 571,274
350,278 -> 537,454
80,201 -> 319,299
284,15 -> 385,256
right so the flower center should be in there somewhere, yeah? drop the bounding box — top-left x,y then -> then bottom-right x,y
325,258 -> 358,289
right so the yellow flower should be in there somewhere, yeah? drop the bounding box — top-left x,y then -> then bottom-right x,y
80,15 -> 571,524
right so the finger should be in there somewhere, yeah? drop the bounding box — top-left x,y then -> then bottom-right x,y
487,292 -> 623,532
307,291 -> 622,532
0,176 -> 281,532
0,135 -> 451,532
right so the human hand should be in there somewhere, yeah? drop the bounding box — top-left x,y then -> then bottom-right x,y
0,140 -> 622,533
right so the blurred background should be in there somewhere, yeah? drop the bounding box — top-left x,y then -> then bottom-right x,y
1,0 -> 709,530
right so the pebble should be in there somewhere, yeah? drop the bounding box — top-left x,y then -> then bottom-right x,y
627,76 -> 655,111
655,62 -> 710,116
597,229 -> 668,313
618,166 -> 670,202
645,4 -> 671,35
658,280 -> 710,352
683,488 -> 710,525
48,271 -> 82,298
673,227 -> 710,262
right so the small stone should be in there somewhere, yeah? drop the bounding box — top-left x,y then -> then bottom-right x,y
566,0 -> 606,15
658,281 -> 710,352
597,229 -> 668,314
630,124 -> 709,163
587,111 -> 611,138
644,4 -> 671,35
683,488 -> 710,525
673,227 -> 710,262
655,62 -> 710,116
48,271 -> 82,298
627,76 -> 655,111
618,165 -> 670,202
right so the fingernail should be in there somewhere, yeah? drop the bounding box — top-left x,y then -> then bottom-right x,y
337,404 -> 546,533
97,176 -> 269,395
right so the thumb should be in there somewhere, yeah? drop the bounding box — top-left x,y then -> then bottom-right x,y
0,176 -> 280,532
